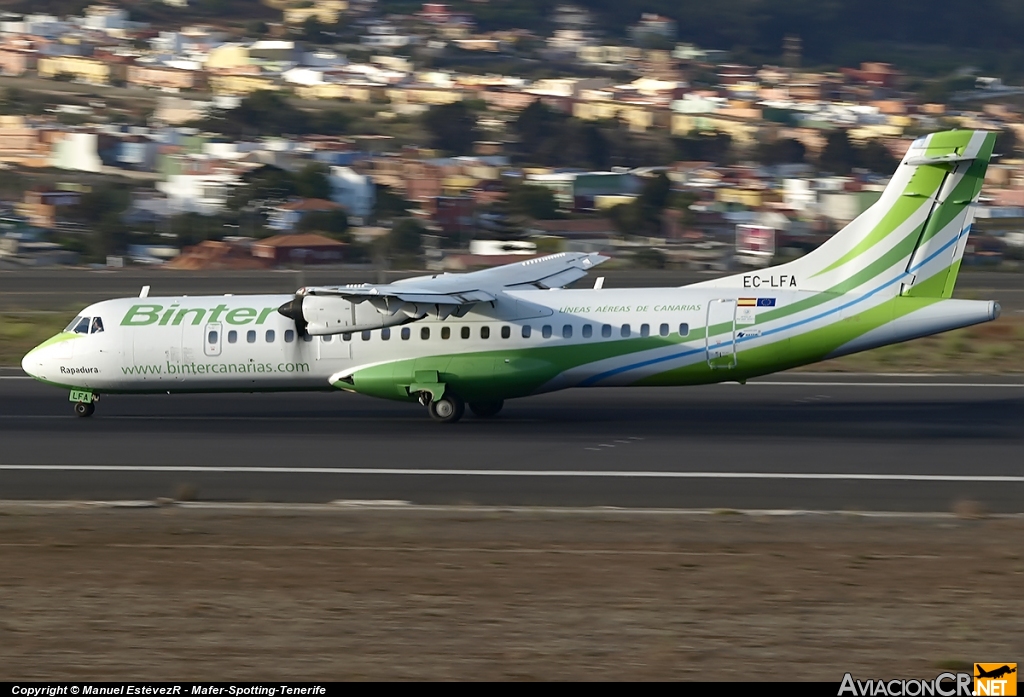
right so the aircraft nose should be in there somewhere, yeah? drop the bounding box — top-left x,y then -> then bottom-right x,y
21,347 -> 42,379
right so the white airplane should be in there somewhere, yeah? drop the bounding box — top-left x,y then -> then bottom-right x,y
23,130 -> 1002,423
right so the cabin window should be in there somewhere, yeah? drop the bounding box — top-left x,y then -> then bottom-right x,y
679,323 -> 690,336
640,323 -> 650,338
582,324 -> 593,338
265,330 -> 275,343
381,328 -> 391,341
659,323 -> 669,337
207,330 -> 218,345
228,330 -> 238,344
542,325 -> 552,339
342,333 -> 351,342
302,333 -> 313,342
322,334 -> 332,343
522,325 -> 532,339
68,317 -> 91,334
284,330 -> 295,343
461,326 -> 470,339
421,327 -> 430,340
621,324 -> 631,338
247,330 -> 256,343
401,327 -> 410,340
90,317 -> 104,334
501,325 -> 511,339
441,326 -> 451,340
361,330 -> 371,341
562,324 -> 573,339
601,324 -> 612,338
481,326 -> 490,339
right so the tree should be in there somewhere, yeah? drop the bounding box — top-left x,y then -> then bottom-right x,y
228,164 -> 297,212
388,219 -> 425,257
756,138 -> 806,165
995,129 -> 1019,157
637,172 -> 672,212
294,163 -> 332,200
672,131 -> 733,164
632,248 -> 667,269
607,202 -> 643,237
169,212 -> 227,247
422,102 -> 481,155
819,130 -> 857,175
507,184 -> 559,220
301,17 -> 327,44
191,91 -> 351,139
511,101 -> 610,170
297,209 -> 349,239
630,172 -> 673,234
856,140 -> 899,175
246,20 -> 268,37
71,185 -> 131,225
373,184 -> 414,221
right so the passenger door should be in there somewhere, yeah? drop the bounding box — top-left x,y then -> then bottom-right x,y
705,299 -> 737,369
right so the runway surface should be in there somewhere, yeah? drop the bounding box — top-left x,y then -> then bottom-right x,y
2,374 -> 1023,512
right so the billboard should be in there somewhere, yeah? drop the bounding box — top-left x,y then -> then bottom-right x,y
736,224 -> 775,257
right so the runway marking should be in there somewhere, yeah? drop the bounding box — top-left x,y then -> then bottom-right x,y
5,499 -> 1024,519
0,464 -> 1022,482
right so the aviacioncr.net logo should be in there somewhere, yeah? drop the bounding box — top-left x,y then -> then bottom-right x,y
839,672 -> 973,696
975,664 -> 1017,697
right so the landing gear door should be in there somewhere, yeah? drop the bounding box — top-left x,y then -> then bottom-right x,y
706,299 -> 737,369
204,322 -> 223,357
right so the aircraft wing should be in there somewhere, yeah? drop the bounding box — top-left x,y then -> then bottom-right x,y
280,252 -> 609,332
300,252 -> 609,308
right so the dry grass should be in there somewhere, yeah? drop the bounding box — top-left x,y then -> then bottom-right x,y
801,315 -> 1024,373
0,311 -> 73,366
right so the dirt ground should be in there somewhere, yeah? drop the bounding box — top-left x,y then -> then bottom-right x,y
0,504 -> 1020,681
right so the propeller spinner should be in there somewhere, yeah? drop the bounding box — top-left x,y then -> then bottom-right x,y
277,296 -> 308,338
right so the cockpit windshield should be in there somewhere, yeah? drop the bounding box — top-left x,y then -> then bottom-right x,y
66,316 -> 90,334
64,316 -> 104,334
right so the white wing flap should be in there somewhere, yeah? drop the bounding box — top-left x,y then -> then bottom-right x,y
283,252 -> 609,335
300,252 -> 608,308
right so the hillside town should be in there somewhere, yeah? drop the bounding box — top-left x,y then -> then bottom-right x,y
2,1 -> 1024,271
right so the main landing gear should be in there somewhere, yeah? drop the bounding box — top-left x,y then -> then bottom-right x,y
74,401 -> 95,418
420,392 -> 505,423
427,393 -> 465,423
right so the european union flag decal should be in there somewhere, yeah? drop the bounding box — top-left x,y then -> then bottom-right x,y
757,298 -> 776,307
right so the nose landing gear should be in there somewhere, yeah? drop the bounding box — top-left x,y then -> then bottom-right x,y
69,389 -> 97,417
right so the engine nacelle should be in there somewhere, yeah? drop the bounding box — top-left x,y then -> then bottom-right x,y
288,295 -> 424,336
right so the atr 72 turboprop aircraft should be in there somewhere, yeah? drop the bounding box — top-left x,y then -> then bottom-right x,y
22,130 -> 1003,423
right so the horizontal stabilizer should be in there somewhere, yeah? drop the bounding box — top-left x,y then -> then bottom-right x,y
904,153 -> 979,166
